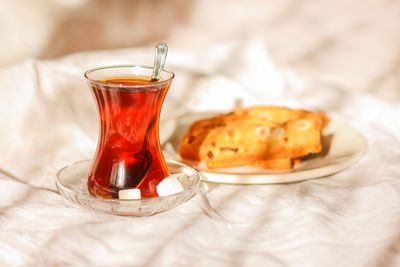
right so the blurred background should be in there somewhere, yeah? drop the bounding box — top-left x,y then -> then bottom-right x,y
1,0 -> 399,102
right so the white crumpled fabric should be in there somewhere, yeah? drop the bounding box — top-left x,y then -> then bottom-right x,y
1,40 -> 400,267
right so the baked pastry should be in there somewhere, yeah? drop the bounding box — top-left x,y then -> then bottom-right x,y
179,106 -> 328,170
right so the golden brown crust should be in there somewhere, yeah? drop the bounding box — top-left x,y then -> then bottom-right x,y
249,157 -> 302,170
179,106 -> 329,170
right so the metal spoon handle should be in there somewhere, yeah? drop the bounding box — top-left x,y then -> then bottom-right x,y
151,42 -> 168,81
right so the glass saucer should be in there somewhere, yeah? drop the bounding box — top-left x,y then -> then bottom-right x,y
55,159 -> 200,216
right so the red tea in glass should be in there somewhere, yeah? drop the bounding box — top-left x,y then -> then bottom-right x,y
85,66 -> 174,198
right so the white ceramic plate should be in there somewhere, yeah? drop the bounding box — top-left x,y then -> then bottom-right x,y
166,112 -> 367,184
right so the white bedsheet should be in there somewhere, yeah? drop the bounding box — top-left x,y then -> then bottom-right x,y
1,41 -> 400,267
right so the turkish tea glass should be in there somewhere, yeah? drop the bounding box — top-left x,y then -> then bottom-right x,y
85,65 -> 174,199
